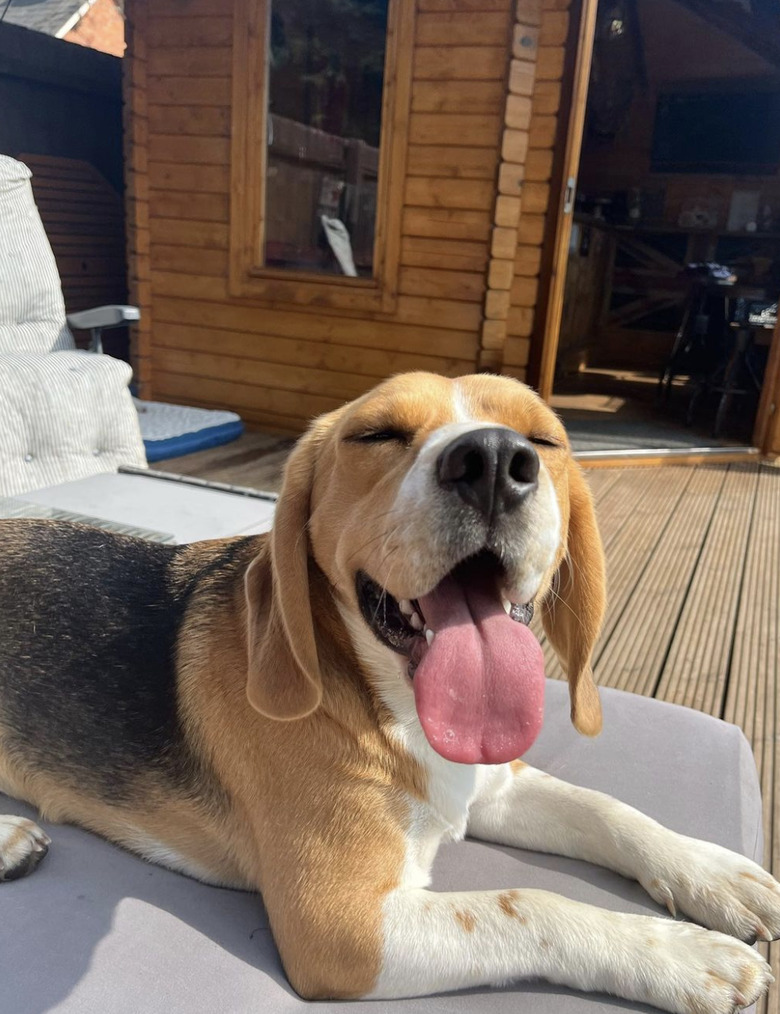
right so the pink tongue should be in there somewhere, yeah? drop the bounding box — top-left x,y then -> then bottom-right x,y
413,571 -> 545,764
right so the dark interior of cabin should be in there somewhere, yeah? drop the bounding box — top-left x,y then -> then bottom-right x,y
553,0 -> 780,452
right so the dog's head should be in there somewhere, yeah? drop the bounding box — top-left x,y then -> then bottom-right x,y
245,373 -> 605,765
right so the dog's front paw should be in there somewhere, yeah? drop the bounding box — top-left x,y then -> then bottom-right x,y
640,835 -> 780,943
0,815 -> 51,882
637,919 -> 774,1014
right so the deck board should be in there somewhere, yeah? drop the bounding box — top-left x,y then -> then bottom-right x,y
596,465 -> 725,697
654,465 -> 760,715
721,466 -> 780,1014
158,440 -> 780,1012
540,466 -> 695,680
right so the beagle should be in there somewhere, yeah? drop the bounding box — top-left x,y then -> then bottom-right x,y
0,372 -> 778,1013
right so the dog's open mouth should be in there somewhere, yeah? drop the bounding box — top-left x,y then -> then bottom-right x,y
356,549 -> 545,765
356,550 -> 533,664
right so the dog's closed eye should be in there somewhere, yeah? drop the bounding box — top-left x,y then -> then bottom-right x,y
346,429 -> 411,446
528,434 -> 563,449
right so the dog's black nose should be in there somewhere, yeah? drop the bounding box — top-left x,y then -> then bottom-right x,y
437,427 -> 539,520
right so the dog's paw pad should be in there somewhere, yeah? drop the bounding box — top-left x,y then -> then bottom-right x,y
0,815 -> 51,882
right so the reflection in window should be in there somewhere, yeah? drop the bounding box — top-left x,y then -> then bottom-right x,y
265,0 -> 389,277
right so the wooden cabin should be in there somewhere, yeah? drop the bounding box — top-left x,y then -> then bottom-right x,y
122,0 -> 780,456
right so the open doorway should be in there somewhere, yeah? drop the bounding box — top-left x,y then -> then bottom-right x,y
549,0 -> 780,456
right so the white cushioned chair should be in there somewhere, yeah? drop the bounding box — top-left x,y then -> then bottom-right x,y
0,680 -> 765,1013
0,154 -> 146,498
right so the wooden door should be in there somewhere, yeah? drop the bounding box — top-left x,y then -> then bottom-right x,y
531,0 -> 599,401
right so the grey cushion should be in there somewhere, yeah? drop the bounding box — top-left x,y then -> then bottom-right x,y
0,680 -> 762,1013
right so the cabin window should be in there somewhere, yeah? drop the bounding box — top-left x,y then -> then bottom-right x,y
230,0 -> 412,311
266,1 -> 387,277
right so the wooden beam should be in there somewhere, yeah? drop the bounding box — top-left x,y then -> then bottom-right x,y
532,0 -> 599,399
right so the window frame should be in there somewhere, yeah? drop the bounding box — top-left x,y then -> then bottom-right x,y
229,0 -> 413,313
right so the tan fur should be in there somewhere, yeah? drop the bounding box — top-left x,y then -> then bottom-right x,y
540,458 -> 605,735
0,372 -> 607,999
497,890 -> 527,922
454,909 -> 477,932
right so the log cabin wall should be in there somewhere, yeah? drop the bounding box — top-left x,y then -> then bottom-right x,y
503,0 -> 571,382
124,0 -> 570,432
123,0 -> 151,387
25,154 -> 127,321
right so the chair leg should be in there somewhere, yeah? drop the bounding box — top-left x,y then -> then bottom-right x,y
713,328 -> 748,438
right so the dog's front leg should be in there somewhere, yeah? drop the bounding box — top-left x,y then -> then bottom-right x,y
468,764 -> 780,943
370,884 -> 771,1012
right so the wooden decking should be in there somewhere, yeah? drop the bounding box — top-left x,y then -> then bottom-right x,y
545,462 -> 780,1014
157,432 -> 295,493
161,440 -> 780,1011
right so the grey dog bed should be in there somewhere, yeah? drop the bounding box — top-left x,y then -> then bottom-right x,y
0,680 -> 762,1013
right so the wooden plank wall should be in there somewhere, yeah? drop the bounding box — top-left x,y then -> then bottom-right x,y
123,0 -> 151,387
23,153 -> 127,317
125,0 -> 569,432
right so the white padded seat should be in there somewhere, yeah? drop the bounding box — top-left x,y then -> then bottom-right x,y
0,154 -> 147,496
0,352 -> 146,497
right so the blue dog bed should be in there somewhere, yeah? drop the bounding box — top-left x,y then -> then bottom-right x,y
134,399 -> 244,463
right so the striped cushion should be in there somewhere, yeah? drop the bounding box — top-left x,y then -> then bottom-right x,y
0,155 -> 74,354
0,351 -> 147,497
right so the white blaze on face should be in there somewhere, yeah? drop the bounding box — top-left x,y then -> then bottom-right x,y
395,383 -> 490,509
452,380 -> 475,424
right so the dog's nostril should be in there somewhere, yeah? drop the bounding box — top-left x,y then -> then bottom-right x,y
462,449 -> 484,484
438,444 -> 485,487
509,446 -> 539,486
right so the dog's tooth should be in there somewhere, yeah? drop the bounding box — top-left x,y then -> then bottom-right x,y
425,627 -> 435,647
410,612 -> 424,631
399,599 -> 413,616
501,596 -> 512,615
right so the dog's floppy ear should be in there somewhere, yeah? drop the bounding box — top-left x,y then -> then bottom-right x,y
245,429 -> 323,721
541,459 -> 605,737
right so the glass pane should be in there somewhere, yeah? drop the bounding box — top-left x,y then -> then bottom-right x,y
265,0 -> 389,277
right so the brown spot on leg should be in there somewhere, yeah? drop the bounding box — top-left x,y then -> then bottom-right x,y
497,890 -> 526,923
453,909 -> 477,933
509,760 -> 526,775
